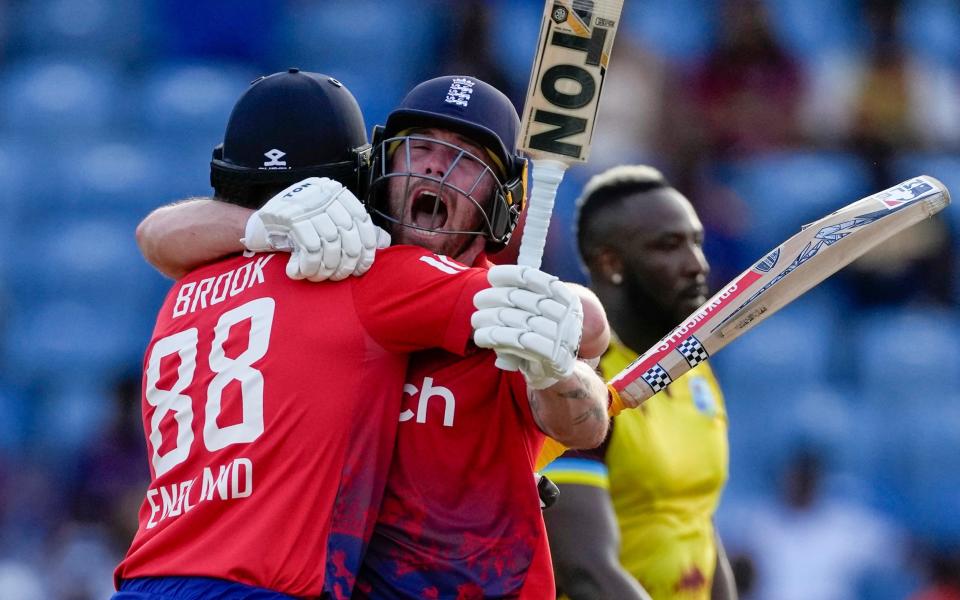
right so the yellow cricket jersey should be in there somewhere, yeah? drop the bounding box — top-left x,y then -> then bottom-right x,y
542,337 -> 729,600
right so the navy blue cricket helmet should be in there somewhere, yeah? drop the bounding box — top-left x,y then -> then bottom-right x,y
368,75 -> 527,247
211,68 -> 371,209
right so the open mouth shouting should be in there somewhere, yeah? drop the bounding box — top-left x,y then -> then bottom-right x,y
409,189 -> 450,232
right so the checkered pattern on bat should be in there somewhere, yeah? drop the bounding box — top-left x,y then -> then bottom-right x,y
641,364 -> 672,393
678,335 -> 709,367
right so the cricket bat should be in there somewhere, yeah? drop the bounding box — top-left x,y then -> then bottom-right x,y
609,175 -> 951,408
535,175 -> 950,472
515,0 -> 626,268
500,0 -> 624,371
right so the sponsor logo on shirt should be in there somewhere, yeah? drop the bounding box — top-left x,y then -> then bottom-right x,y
399,376 -> 456,427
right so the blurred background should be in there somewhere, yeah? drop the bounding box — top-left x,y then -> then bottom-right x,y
0,0 -> 957,598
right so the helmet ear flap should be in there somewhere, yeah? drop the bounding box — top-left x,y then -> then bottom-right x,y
488,155 -> 527,244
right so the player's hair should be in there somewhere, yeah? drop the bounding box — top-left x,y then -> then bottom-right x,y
574,165 -> 672,264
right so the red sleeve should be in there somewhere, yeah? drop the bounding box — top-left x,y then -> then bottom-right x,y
353,245 -> 490,355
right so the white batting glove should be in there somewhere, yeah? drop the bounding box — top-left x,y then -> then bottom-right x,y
241,177 -> 389,282
472,265 -> 583,389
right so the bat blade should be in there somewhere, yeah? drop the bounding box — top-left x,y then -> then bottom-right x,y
513,0 -> 625,269
497,0 -> 625,370
610,175 -> 951,407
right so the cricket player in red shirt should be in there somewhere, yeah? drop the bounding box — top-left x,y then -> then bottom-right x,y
136,75 -> 612,598
115,71 -> 585,600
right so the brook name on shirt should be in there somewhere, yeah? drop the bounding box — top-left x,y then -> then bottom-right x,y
172,254 -> 275,319
145,457 -> 253,529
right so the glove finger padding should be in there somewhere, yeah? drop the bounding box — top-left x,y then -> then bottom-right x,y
291,220 -> 325,253
330,229 -> 363,281
487,264 -> 557,296
324,199 -> 356,231
285,249 -> 306,280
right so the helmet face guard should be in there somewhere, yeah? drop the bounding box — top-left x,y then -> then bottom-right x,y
369,76 -> 528,250
367,132 -> 522,245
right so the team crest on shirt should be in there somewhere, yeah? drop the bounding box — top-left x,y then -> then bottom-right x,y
688,375 -> 717,417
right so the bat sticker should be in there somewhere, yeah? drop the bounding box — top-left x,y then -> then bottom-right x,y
756,248 -> 780,272
677,336 -> 710,368
640,363 -> 672,393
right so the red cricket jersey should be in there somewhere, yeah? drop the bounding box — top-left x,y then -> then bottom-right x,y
115,246 -> 488,599
355,258 -> 555,600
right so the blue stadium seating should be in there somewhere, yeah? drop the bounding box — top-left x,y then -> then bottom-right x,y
763,0 -> 866,62
711,293 -> 837,393
7,216 -> 159,310
136,61 -> 253,144
713,151 -> 874,259
900,0 -> 960,67
0,58 -> 124,138
623,0 -> 719,65
3,298 -> 149,385
6,0 -> 147,63
486,0 -> 543,88
277,1 -> 436,101
854,308 -> 960,398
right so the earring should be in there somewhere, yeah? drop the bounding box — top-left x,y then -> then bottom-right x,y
610,273 -> 623,285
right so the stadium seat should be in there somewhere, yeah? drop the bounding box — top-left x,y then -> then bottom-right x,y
33,377 -> 116,459
47,139 -> 168,219
0,58 -> 124,138
277,1 -> 434,95
713,151 -> 874,259
763,0 -> 866,63
900,0 -> 960,67
622,0 -> 719,65
6,0 -> 147,62
879,399 -> 960,542
3,298 -> 148,384
853,308 -> 960,398
486,0 -> 544,88
7,216 -> 160,310
136,62 -> 253,145
711,293 -> 837,394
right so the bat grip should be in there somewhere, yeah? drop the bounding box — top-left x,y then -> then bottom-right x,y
496,158 -> 569,372
516,159 -> 568,269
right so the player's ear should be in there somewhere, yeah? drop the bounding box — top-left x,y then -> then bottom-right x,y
593,246 -> 624,286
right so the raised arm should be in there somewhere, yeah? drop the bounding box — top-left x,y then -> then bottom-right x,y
529,361 -> 609,449
544,482 -> 652,599
472,265 -> 611,449
136,198 -> 249,279
568,283 -> 610,361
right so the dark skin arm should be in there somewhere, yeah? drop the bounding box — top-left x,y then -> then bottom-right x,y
711,529 -> 738,600
544,483 -> 652,600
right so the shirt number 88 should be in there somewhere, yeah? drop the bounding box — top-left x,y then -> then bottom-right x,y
144,297 -> 275,477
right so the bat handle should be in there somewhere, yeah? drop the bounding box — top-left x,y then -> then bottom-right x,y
516,158 -> 568,269
495,158 -> 569,372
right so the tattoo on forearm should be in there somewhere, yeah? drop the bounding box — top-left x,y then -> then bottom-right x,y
558,371 -> 607,426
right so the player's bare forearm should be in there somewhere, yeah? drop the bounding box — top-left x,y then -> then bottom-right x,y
530,362 -> 609,449
136,198 -> 252,279
569,283 -> 611,360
